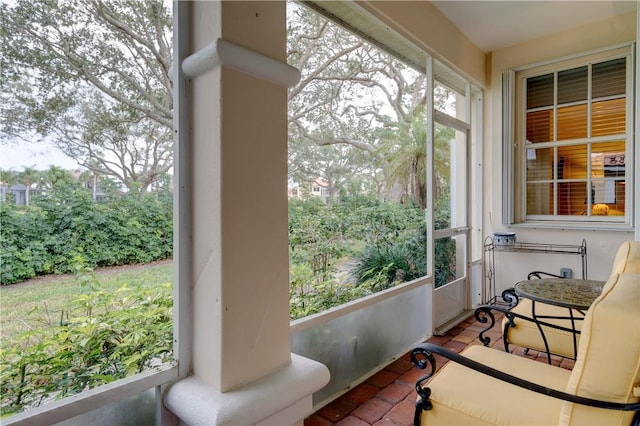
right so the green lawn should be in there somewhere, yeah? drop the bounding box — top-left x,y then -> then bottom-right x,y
0,260 -> 173,345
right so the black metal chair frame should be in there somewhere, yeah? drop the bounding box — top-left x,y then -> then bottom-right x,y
475,276 -> 588,362
410,342 -> 640,426
528,270 -> 565,279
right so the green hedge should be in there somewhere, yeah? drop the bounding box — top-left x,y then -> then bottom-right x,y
0,184 -> 173,285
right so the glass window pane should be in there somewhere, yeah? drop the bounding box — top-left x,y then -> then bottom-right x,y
434,234 -> 465,288
0,1 -> 175,417
435,81 -> 465,121
591,179 -> 616,205
591,181 -> 625,216
526,147 -> 553,181
592,57 -> 626,98
589,176 -> 625,216
527,73 -> 554,109
558,66 -> 587,104
558,181 -> 589,215
591,142 -> 626,178
592,98 -> 625,137
526,109 -> 553,143
287,2 -> 429,319
520,50 -> 629,222
526,182 -> 554,215
558,144 -> 588,180
434,124 -> 466,230
557,104 -> 587,140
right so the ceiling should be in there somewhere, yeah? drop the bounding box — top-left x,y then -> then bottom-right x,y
431,1 -> 637,52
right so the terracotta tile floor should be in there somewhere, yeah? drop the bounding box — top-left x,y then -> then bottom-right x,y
304,312 -> 575,426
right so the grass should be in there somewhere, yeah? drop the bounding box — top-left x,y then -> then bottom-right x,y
0,260 -> 173,345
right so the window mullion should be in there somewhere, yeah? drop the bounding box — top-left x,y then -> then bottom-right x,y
553,147 -> 558,215
585,64 -> 594,217
587,143 -> 593,216
553,71 -> 558,216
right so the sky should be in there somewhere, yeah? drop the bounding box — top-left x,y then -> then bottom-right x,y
0,140 -> 80,171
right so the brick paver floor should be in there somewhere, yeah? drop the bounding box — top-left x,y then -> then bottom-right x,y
304,312 -> 574,426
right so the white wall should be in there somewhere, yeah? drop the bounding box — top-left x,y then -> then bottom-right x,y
484,11 -> 637,293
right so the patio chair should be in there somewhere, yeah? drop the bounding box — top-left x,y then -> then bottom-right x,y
411,270 -> 640,425
475,240 -> 640,360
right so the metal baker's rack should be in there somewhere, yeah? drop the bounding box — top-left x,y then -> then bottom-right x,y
483,237 -> 588,304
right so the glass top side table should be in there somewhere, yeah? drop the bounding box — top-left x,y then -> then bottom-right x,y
513,278 -> 606,363
514,278 -> 606,311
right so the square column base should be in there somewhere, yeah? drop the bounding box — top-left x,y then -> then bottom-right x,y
164,354 -> 330,425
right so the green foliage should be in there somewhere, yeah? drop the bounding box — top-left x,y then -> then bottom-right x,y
0,261 -> 173,416
0,204 -> 51,283
352,226 -> 426,289
433,194 -> 457,288
337,199 -> 424,245
381,106 -> 428,208
289,263 -> 372,319
288,195 -> 433,320
288,197 -> 348,281
0,183 -> 172,285
434,237 -> 457,288
288,194 -> 456,310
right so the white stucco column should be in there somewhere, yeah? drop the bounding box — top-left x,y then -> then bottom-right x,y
164,2 -> 329,424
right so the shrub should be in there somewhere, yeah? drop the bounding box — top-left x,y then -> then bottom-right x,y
289,262 -> 372,320
0,263 -> 173,415
288,196 -> 431,318
0,183 -> 173,285
351,228 -> 427,288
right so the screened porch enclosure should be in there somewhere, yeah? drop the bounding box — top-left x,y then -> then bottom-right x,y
3,1 -> 637,425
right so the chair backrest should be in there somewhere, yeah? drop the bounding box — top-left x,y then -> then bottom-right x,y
559,272 -> 640,425
610,241 -> 640,275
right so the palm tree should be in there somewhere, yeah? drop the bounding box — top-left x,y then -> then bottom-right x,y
40,166 -> 74,192
18,167 -> 40,206
381,106 -> 454,210
0,169 -> 18,204
384,113 -> 427,208
0,170 -> 17,185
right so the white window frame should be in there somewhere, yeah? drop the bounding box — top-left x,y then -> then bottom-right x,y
3,3 -> 189,424
503,43 -> 635,230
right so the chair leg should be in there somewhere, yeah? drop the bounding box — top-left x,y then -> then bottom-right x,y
502,312 -> 515,353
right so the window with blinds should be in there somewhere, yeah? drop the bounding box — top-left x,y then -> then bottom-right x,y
518,50 -> 630,222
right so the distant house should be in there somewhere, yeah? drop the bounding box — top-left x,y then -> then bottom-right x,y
0,169 -> 111,206
310,177 -> 330,203
288,177 -> 331,203
0,183 -> 34,205
72,170 -> 108,201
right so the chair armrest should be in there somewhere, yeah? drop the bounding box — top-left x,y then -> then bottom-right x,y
474,287 -> 523,346
474,287 -> 521,345
474,304 -> 511,346
475,301 -> 584,348
500,287 -> 520,307
410,342 -> 640,417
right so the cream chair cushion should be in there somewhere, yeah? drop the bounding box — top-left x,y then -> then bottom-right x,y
502,241 -> 639,358
610,241 -> 640,275
559,272 -> 640,425
504,300 -> 583,359
421,345 -> 570,425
